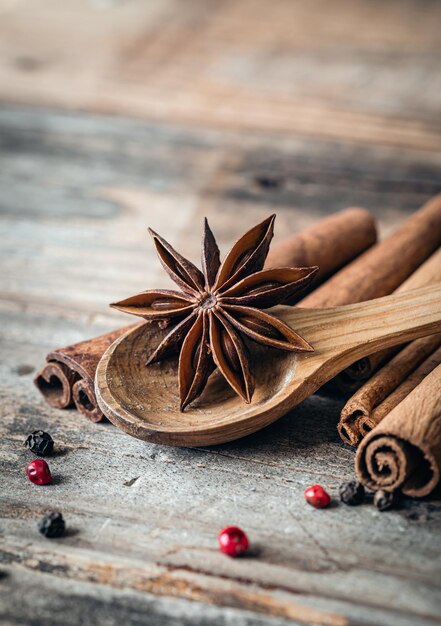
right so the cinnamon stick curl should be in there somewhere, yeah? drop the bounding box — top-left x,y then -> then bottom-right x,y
355,364 -> 441,497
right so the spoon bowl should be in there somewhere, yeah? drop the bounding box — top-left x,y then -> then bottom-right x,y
96,285 -> 441,446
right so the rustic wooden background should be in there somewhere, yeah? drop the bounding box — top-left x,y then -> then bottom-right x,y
1,1 -> 441,625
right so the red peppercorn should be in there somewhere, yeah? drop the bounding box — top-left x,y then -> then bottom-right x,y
26,459 -> 52,485
218,526 -> 249,557
304,484 -> 330,508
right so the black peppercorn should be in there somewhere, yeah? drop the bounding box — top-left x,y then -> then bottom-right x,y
374,490 -> 397,512
339,480 -> 365,506
24,430 -> 54,456
38,512 -> 65,538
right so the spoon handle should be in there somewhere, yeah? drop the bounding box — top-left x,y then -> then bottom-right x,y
280,284 -> 441,362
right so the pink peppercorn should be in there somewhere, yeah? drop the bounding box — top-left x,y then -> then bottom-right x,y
26,459 -> 52,485
218,526 -> 249,557
304,484 -> 331,508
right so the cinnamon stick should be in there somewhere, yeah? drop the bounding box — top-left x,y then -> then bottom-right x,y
338,333 -> 441,445
299,193 -> 441,308
35,207 -> 377,420
355,363 -> 441,497
342,245 -> 441,385
34,327 -> 136,422
358,345 -> 441,437
266,207 -> 376,285
34,362 -> 77,409
337,248 -> 441,444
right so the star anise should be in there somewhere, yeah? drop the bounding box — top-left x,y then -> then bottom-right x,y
111,215 -> 318,410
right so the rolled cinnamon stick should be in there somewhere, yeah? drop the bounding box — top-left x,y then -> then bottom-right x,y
299,193 -> 441,308
342,246 -> 441,385
355,363 -> 441,497
338,247 -> 441,444
265,207 -> 376,285
34,362 -> 77,409
338,333 -> 441,445
358,345 -> 441,437
34,326 -> 136,422
35,207 -> 377,420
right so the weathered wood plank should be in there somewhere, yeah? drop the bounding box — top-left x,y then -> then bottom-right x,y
0,1 -> 440,151
1,106 -> 440,267
1,307 -> 441,625
0,100 -> 440,624
0,568 -> 303,626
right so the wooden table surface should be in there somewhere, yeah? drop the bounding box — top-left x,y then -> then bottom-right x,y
1,2 -> 441,625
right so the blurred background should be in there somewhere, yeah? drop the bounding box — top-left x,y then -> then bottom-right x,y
0,0 -> 440,335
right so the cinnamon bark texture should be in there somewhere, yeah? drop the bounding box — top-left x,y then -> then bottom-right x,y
355,363 -> 441,497
34,208 -> 377,420
358,345 -> 441,436
337,247 -> 441,444
341,246 -> 441,386
299,193 -> 441,309
338,333 -> 441,445
34,327 -> 136,421
265,207 -> 376,286
34,362 -> 77,409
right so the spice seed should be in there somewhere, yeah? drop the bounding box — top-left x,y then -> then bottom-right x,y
374,490 -> 397,511
24,430 -> 54,456
221,330 -> 241,371
26,459 -> 52,485
39,511 -> 66,539
239,315 -> 280,339
218,526 -> 249,557
339,480 -> 365,506
304,484 -> 331,508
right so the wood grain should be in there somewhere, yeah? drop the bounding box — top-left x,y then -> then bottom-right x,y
1,0 -> 441,152
1,102 -> 440,626
1,0 -> 441,622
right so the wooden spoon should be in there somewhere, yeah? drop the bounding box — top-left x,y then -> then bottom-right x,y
96,285 -> 441,447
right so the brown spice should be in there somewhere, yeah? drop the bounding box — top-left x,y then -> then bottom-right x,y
339,333 -> 441,446
34,326 -> 136,421
266,207 -> 376,289
34,361 -> 77,409
374,490 -> 397,512
111,216 -> 317,410
299,193 -> 441,309
358,345 -> 441,436
342,245 -> 441,386
355,363 -> 441,497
